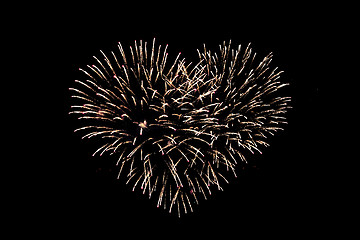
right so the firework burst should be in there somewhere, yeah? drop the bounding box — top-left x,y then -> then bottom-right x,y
69,39 -> 291,217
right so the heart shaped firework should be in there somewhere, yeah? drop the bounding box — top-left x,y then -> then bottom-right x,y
69,39 -> 291,217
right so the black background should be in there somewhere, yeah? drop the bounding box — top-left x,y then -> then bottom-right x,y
58,3 -> 324,238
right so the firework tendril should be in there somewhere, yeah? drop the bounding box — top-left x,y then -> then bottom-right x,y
69,39 -> 291,217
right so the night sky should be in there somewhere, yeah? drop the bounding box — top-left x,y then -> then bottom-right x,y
59,3 -> 323,237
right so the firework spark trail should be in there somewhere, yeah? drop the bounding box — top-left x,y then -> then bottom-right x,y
70,38 -> 291,217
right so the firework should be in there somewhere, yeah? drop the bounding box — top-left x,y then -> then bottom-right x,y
69,39 -> 291,217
